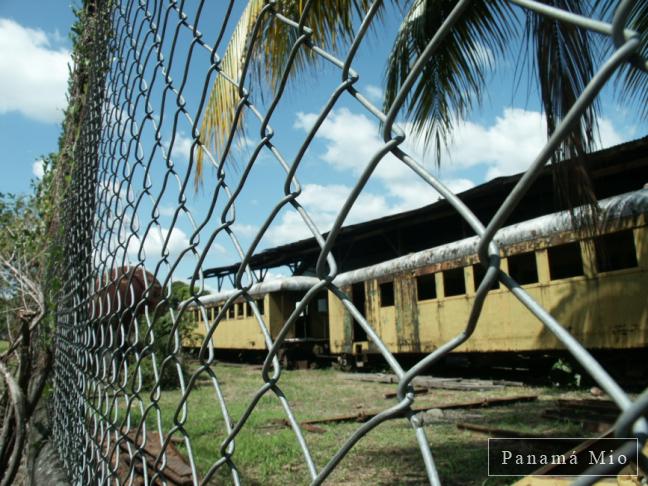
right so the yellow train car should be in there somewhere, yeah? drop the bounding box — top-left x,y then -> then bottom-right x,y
186,277 -> 328,363
327,189 -> 648,372
185,189 -> 647,374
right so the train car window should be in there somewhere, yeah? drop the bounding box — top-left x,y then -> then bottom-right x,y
236,302 -> 245,318
472,264 -> 500,291
507,252 -> 538,285
548,242 -> 584,280
379,281 -> 395,307
256,299 -> 265,315
317,297 -> 328,313
443,268 -> 466,297
416,274 -> 436,300
227,305 -> 235,319
246,301 -> 253,317
595,229 -> 638,272
351,282 -> 368,341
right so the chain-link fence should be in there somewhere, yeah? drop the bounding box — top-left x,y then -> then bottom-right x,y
51,0 -> 647,484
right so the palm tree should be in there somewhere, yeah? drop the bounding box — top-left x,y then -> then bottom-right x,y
195,0 -> 647,209
196,0 -> 374,182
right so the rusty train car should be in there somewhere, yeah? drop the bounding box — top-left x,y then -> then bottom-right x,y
185,189 -> 648,375
184,277 -> 330,365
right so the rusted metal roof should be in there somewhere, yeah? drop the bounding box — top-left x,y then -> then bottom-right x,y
201,136 -> 648,280
190,189 -> 647,303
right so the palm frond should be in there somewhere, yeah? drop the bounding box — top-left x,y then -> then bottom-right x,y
526,0 -> 600,157
256,0 -> 376,91
196,0 -> 265,188
525,0 -> 601,228
383,0 -> 516,162
597,0 -> 648,120
197,0 -> 376,188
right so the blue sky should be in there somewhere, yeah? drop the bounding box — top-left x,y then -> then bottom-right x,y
1,1 -> 645,287
0,1 -> 76,194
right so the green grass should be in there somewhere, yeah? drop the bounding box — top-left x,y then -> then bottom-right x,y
113,364 -> 596,485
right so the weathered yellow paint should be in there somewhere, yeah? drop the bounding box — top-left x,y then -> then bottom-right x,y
396,276 -> 420,352
330,224 -> 648,355
329,286 -> 353,354
636,226 -> 648,270
581,240 -> 597,278
378,305 -> 397,350
188,290 -> 330,351
268,292 -> 291,339
536,249 -> 551,285
211,313 -> 267,350
189,296 -> 269,350
435,272 -> 444,299
186,221 -> 647,357
365,280 -> 380,345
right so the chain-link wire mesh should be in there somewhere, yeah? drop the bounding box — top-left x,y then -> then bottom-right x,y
51,0 -> 647,484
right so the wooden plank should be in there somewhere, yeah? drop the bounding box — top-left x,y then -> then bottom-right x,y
544,407 -> 618,422
344,373 -> 523,391
299,394 -> 538,426
384,386 -> 429,399
113,430 -> 195,486
260,395 -> 539,433
556,398 -> 619,412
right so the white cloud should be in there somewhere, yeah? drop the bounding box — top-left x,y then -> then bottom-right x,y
134,226 -> 227,258
32,159 -> 44,178
279,108 -> 482,245
293,107 -> 475,210
365,84 -> 383,103
0,19 -> 70,123
158,205 -> 177,217
296,106 -> 628,186
598,118 -> 624,149
443,108 -> 548,179
470,43 -> 495,70
441,109 -> 626,179
170,132 -> 196,162
231,223 -> 259,238
212,242 -> 227,254
129,226 -> 191,260
266,183 -> 392,245
277,106 -> 628,246
266,270 -> 288,279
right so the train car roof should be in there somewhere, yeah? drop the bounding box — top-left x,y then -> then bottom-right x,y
186,189 -> 647,306
184,275 -> 320,308
331,188 -> 648,286
200,137 -> 648,280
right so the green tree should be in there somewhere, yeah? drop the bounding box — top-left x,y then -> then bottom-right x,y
0,155 -> 58,484
138,281 -> 205,390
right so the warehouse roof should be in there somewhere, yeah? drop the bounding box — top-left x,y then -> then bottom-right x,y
202,136 -> 648,281
190,188 -> 648,303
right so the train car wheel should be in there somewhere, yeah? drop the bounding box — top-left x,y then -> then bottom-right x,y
337,354 -> 354,372
278,349 -> 293,370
